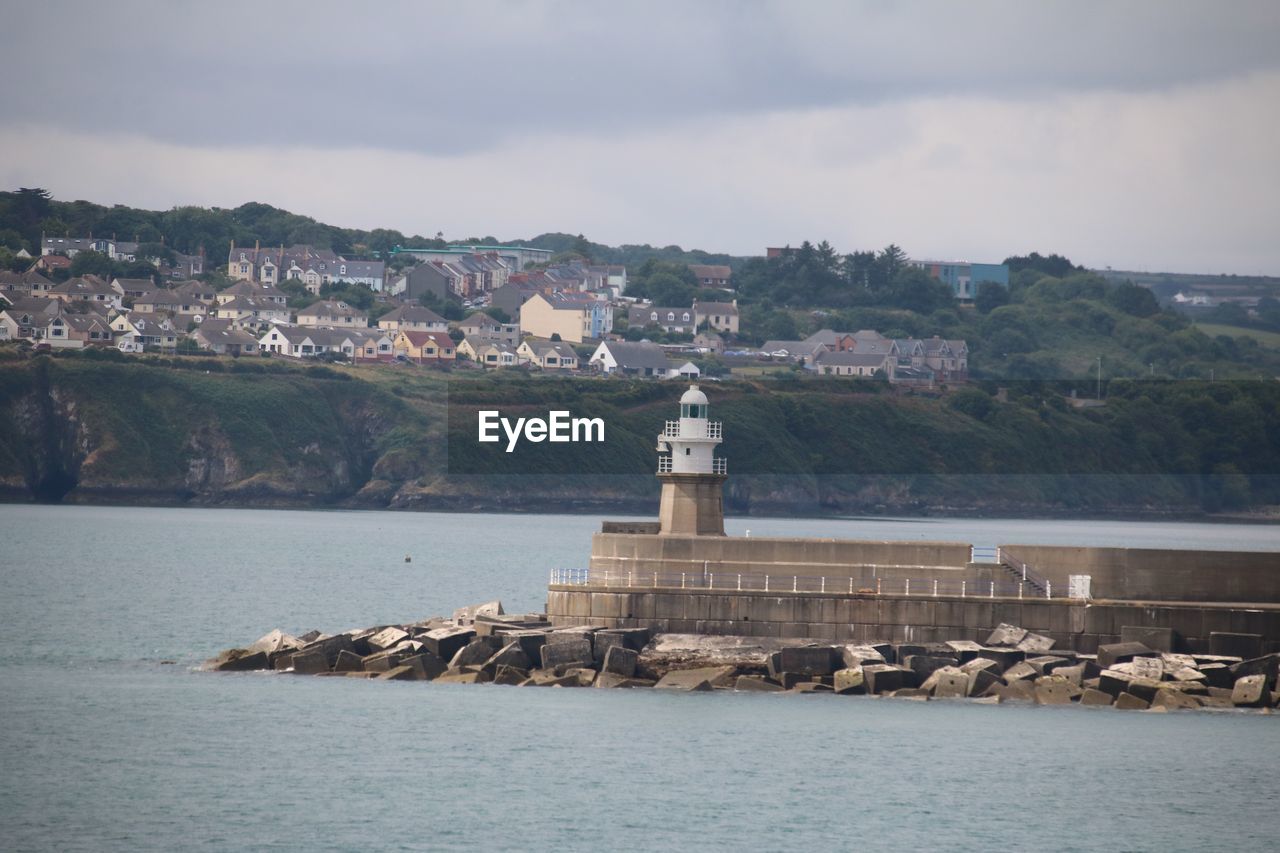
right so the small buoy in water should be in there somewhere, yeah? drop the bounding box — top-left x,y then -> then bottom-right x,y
404,554 -> 411,563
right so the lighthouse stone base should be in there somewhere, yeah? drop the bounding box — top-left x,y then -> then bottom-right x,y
657,473 -> 727,536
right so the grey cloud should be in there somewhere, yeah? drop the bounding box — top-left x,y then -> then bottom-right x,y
2,1 -> 1278,155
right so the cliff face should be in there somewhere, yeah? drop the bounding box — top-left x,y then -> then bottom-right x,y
0,356 -> 1274,516
0,358 -> 437,507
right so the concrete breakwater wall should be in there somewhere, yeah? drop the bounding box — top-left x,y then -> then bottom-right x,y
589,533 -> 1280,603
998,543 -> 1280,603
545,585 -> 1280,655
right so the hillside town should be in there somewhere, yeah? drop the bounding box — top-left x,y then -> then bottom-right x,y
0,238 -> 981,384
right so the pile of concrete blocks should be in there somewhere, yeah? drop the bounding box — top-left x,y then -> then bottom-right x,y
204,602 -> 658,689
203,613 -> 1280,711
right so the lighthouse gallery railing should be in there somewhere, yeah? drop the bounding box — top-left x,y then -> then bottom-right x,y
550,568 -> 1070,599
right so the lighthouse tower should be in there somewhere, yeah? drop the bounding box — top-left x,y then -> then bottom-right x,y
656,384 -> 727,536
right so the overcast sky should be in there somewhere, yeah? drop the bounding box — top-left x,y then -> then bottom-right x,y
2,1 -> 1278,273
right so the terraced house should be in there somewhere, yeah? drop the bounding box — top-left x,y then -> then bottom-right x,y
296,299 -> 367,327
520,291 -> 612,343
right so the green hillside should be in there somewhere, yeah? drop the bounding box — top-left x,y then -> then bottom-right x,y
1,350 -> 1276,516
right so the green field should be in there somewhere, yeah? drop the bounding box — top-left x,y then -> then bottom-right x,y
1194,323 -> 1280,349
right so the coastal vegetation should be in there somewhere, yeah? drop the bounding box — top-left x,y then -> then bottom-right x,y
0,351 -> 1275,515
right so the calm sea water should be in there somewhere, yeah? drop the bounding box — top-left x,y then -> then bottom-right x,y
1,505 -> 1278,852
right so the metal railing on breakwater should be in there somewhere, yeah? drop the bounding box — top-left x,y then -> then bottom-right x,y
550,568 -> 1074,600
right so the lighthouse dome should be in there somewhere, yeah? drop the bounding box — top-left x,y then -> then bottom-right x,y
679,384 -> 708,406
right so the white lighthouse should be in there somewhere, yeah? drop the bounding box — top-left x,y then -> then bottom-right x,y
655,384 -> 727,535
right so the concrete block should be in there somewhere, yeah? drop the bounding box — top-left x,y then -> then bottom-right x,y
1231,674 -> 1270,707
1097,642 -> 1157,669
1115,692 -> 1149,710
485,642 -> 533,672
1016,633 -> 1056,654
561,667 -> 597,687
539,639 -> 593,670
1195,695 -> 1235,710
1170,666 -> 1207,683
453,600 -> 504,625
904,654 -> 960,682
599,627 -> 652,651
401,652 -> 447,680
361,650 -> 403,672
450,639 -> 499,668
594,672 -> 654,688
922,666 -> 969,699
1124,677 -> 1164,703
333,650 -> 363,673
377,665 -> 417,681
778,672 -> 817,689
943,640 -> 984,662
501,630 -> 549,665
735,675 -> 784,692
492,665 -> 529,686
1079,687 -> 1113,706
290,649 -> 329,675
603,646 -> 639,678
655,666 -> 735,691
1120,626 -> 1176,653
521,669 -> 579,687
1126,656 -> 1165,682
1229,653 -> 1280,690
1051,664 -> 1086,686
434,669 -> 491,684
301,634 -> 355,667
1024,656 -> 1069,676
367,627 -> 409,651
964,667 -> 997,696
421,627 -> 476,663
248,629 -> 306,657
789,682 -> 835,694
833,667 -> 866,695
996,680 -> 1036,703
975,647 -> 1025,672
1034,680 -> 1076,705
210,649 -> 269,672
1002,662 -> 1040,683
1150,690 -> 1200,711
1098,669 -> 1134,698
862,664 -> 905,695
780,646 -> 839,675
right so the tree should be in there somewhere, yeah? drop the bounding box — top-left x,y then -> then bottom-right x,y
1004,252 -> 1081,278
877,244 -> 907,281
482,306 -> 511,323
1105,282 -> 1160,317
643,272 -> 697,307
69,250 -> 119,278
974,280 -> 1010,314
886,267 -> 952,314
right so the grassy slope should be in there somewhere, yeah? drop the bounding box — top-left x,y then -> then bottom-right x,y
1194,323 -> 1280,350
0,352 -> 1276,513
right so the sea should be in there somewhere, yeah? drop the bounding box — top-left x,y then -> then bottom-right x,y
1,505 -> 1278,852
